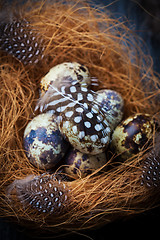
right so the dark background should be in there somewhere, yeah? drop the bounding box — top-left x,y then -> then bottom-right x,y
1,0 -> 160,239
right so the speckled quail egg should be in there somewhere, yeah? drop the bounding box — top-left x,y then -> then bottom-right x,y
95,89 -> 124,131
64,148 -> 107,179
40,62 -> 91,95
23,113 -> 69,170
110,113 -> 154,160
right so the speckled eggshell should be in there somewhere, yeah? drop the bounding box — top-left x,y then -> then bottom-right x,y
64,148 -> 107,179
23,113 -> 69,170
110,113 -> 154,160
40,62 -> 91,95
59,118 -> 111,155
96,89 -> 124,131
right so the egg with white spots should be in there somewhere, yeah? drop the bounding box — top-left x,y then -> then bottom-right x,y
23,113 -> 69,170
64,148 -> 107,179
40,62 -> 91,95
95,89 -> 124,131
110,113 -> 154,160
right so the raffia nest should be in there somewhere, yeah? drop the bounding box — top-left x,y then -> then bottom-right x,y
0,0 -> 160,235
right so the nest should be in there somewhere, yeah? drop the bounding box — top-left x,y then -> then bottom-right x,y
0,0 -> 160,235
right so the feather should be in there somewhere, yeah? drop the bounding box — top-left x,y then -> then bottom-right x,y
141,134 -> 160,188
0,9 -> 45,65
6,174 -> 70,214
35,79 -> 111,147
90,77 -> 99,86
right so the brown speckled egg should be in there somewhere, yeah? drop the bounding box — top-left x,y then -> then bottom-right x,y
95,89 -> 124,131
23,113 -> 69,170
110,113 -> 154,160
64,148 -> 107,179
40,62 -> 90,95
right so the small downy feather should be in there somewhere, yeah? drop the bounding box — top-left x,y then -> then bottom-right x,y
0,9 -> 45,65
141,135 -> 160,188
6,174 -> 71,214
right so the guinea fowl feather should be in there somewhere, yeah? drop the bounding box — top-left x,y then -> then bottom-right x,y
35,78 -> 111,144
0,9 -> 45,65
6,174 -> 70,214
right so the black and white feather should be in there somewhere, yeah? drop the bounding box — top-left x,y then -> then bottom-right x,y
6,174 -> 70,214
0,10 -> 45,65
35,80 -> 111,146
141,135 -> 160,188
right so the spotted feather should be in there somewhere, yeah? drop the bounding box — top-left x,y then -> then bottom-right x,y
141,135 -> 160,188
35,80 -> 111,147
35,80 -> 104,118
0,16 -> 45,65
6,174 -> 70,214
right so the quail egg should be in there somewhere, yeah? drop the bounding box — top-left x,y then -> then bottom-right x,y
40,62 -> 91,95
64,148 -> 107,179
110,113 -> 154,159
95,89 -> 124,131
23,113 -> 69,170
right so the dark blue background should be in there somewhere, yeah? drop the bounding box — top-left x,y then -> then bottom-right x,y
1,0 -> 160,239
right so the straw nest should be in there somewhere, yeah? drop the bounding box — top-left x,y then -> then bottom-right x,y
0,0 -> 160,235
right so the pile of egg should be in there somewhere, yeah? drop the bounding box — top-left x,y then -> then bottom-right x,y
24,62 -> 154,179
